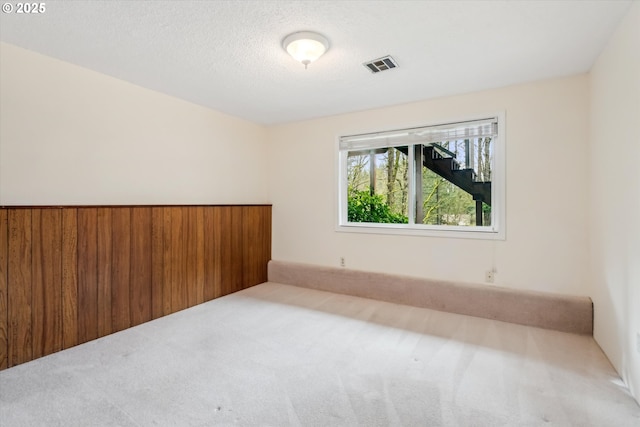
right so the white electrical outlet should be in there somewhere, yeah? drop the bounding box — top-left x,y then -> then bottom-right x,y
340,257 -> 346,268
485,270 -> 494,283
636,332 -> 640,355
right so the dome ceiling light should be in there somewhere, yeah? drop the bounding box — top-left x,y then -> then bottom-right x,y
282,31 -> 329,69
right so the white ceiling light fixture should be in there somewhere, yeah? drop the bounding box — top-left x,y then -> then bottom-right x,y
282,31 -> 329,69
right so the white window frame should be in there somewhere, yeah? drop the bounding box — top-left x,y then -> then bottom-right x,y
336,112 -> 506,240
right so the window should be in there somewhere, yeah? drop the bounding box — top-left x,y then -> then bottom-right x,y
338,114 -> 505,239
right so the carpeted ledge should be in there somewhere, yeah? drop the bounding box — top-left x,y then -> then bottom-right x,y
268,260 -> 593,335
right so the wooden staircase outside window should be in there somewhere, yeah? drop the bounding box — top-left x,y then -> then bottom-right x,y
397,143 -> 492,226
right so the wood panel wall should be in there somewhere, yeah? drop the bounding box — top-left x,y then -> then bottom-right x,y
0,205 -> 271,370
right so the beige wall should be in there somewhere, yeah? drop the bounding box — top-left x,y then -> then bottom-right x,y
589,2 -> 640,404
268,75 -> 590,296
0,43 -> 268,205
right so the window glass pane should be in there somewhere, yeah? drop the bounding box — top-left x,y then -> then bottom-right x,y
347,147 -> 408,224
416,138 -> 492,226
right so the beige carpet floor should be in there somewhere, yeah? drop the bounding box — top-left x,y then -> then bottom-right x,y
1,282 -> 638,426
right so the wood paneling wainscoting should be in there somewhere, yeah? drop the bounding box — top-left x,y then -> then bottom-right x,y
0,205 -> 271,370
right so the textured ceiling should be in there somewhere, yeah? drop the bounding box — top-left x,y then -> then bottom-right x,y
0,0 -> 632,125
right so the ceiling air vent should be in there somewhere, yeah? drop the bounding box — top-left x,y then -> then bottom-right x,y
363,55 -> 398,73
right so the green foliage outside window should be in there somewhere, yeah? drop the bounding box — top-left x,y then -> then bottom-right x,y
347,190 -> 407,224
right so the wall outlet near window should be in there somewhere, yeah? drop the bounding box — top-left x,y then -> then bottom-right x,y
485,270 -> 494,283
340,257 -> 346,268
637,332 -> 640,355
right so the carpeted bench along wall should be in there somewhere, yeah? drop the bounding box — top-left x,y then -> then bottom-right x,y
268,260 -> 593,335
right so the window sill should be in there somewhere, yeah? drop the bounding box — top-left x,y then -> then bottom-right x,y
336,222 -> 505,240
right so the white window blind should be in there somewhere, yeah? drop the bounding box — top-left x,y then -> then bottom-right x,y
340,118 -> 498,151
